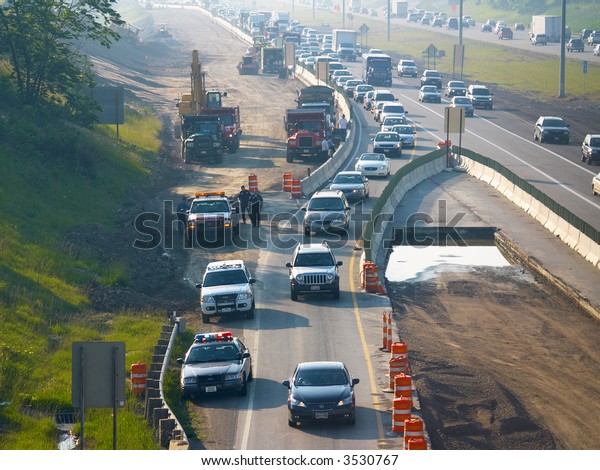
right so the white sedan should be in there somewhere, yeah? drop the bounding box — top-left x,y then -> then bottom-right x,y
418,85 -> 442,103
355,153 -> 390,177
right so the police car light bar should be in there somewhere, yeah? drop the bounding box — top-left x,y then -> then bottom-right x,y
194,331 -> 233,343
195,191 -> 225,198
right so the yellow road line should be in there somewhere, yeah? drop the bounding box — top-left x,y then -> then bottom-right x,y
349,243 -> 385,441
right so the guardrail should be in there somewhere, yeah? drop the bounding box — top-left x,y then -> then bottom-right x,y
363,149 -> 448,265
457,148 -> 600,269
143,315 -> 189,449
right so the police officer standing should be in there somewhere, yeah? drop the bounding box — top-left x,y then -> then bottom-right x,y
248,191 -> 263,227
176,195 -> 188,234
237,185 -> 251,223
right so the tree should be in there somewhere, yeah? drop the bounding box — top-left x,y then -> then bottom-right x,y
0,0 -> 123,119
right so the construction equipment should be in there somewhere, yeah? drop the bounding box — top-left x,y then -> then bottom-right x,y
177,50 -> 242,159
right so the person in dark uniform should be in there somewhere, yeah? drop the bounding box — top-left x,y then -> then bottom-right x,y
176,195 -> 188,234
237,185 -> 251,223
248,191 -> 263,227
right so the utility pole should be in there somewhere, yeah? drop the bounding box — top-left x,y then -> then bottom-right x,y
387,0 -> 391,42
559,0 -> 566,97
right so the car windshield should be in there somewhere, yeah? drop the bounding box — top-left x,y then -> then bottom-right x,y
186,344 -> 240,364
403,61 -> 416,67
426,71 -> 441,77
383,117 -> 404,126
454,98 -> 471,104
356,85 -> 372,92
346,80 -> 362,86
333,174 -> 363,184
376,133 -> 399,142
422,86 -> 438,93
543,119 -> 566,127
472,88 -> 490,96
393,125 -> 413,134
360,154 -> 385,161
203,269 -> 248,287
190,200 -> 229,214
295,369 -> 348,386
589,138 -> 600,147
293,252 -> 335,267
383,105 -> 405,113
375,93 -> 395,101
308,197 -> 345,211
449,82 -> 466,88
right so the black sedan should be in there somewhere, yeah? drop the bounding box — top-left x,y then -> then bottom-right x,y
283,361 -> 359,427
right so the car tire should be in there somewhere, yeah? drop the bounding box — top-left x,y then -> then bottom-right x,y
291,288 -> 298,301
202,313 -> 211,324
332,288 -> 340,300
288,419 -> 297,428
347,414 -> 356,425
564,138 -> 570,145
582,154 -> 586,162
237,374 -> 248,396
246,304 -> 255,319
247,367 -> 253,382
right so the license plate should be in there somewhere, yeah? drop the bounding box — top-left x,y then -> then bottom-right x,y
205,386 -> 217,393
200,151 -> 207,154
315,412 -> 328,419
311,285 -> 320,291
220,307 -> 233,312
382,149 -> 390,153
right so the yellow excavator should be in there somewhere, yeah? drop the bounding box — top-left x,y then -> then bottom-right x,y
177,50 -> 225,116
177,51 -> 242,163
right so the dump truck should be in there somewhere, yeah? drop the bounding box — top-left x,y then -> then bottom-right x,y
178,50 -> 242,158
284,109 -> 328,162
260,47 -> 284,73
180,115 -> 224,164
296,85 -> 336,128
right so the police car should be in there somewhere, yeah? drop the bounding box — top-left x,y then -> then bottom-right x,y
186,191 -> 239,245
177,331 -> 253,399
196,260 -> 256,323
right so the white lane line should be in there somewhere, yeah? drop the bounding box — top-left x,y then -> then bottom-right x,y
400,93 -> 600,211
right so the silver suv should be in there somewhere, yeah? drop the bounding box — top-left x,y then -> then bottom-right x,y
397,59 -> 418,77
196,260 -> 256,323
302,189 -> 350,235
466,84 -> 493,109
286,242 -> 343,301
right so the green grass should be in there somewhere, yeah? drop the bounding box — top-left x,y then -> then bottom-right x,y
0,97 -> 165,449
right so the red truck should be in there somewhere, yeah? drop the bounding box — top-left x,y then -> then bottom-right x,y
199,107 -> 242,153
284,109 -> 328,162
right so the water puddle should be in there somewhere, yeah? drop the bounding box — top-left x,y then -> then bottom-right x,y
385,245 -> 510,283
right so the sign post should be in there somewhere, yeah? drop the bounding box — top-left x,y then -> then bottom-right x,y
72,342 -> 126,450
583,60 -> 588,94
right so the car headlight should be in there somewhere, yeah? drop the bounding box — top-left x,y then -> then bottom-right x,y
237,290 -> 253,300
326,273 -> 335,281
225,372 -> 242,381
183,377 -> 196,385
337,396 -> 353,406
380,165 -> 387,170
201,295 -> 215,303
290,397 -> 306,407
295,274 -> 305,283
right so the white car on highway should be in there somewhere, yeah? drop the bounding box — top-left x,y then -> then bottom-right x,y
390,124 -> 417,148
355,153 -> 390,177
